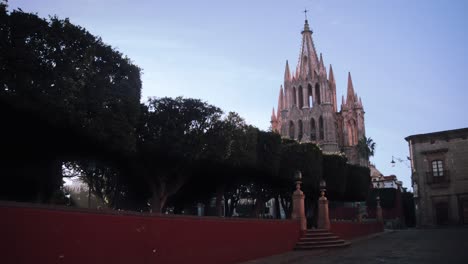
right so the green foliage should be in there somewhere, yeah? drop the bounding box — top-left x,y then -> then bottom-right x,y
367,188 -> 397,208
0,7 -> 141,203
345,165 -> 371,201
1,10 -> 141,155
136,97 -> 226,212
322,154 -> 348,200
357,136 -> 376,160
279,142 -> 322,189
256,131 -> 282,176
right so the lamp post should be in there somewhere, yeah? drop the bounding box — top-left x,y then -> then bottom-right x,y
291,171 -> 307,231
317,179 -> 330,230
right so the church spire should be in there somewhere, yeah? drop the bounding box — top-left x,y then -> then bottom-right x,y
346,72 -> 356,104
278,85 -> 284,111
296,16 -> 320,79
284,60 -> 291,82
328,64 -> 335,84
329,64 -> 337,112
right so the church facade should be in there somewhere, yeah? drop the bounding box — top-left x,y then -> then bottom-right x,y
271,19 -> 366,165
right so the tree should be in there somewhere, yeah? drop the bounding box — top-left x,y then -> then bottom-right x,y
0,7 -> 141,203
357,136 -> 376,165
136,97 -> 223,212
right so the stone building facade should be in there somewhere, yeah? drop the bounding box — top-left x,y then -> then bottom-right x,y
406,128 -> 468,226
270,19 -> 366,165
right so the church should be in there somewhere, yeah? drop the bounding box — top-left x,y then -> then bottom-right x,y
271,18 -> 366,166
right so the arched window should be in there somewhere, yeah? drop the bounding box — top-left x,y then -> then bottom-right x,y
292,87 -> 297,106
319,116 -> 324,140
432,160 -> 444,177
298,120 -> 303,141
289,120 -> 295,139
308,84 -> 313,108
310,118 -> 316,141
315,83 -> 321,105
347,120 -> 357,145
298,86 -> 304,108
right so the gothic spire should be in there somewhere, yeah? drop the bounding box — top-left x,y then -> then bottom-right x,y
319,53 -> 324,69
329,64 -> 335,84
278,85 -> 284,111
296,18 -> 320,79
284,60 -> 291,82
271,107 -> 276,121
346,72 -> 356,104
329,64 -> 337,112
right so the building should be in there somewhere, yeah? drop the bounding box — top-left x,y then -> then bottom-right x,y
270,19 -> 366,165
370,164 -> 403,190
406,128 -> 468,226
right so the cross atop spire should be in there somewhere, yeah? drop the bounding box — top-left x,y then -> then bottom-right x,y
304,8 -> 308,20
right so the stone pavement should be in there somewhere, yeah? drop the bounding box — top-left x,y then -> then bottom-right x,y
240,228 -> 468,264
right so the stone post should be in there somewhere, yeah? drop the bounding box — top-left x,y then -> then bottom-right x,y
317,179 -> 330,230
376,196 -> 384,223
356,203 -> 362,223
291,171 -> 307,231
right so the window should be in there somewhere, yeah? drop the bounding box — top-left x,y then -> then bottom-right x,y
319,116 -> 324,140
289,120 -> 295,139
432,160 -> 444,177
310,118 -> 316,141
298,120 -> 303,141
292,87 -> 297,106
308,84 -> 313,108
315,83 -> 321,104
298,86 -> 304,108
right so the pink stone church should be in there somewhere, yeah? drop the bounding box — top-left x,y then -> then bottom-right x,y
271,19 -> 366,165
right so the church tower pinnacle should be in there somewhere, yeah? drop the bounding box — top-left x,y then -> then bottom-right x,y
271,14 -> 367,165
296,18 -> 320,79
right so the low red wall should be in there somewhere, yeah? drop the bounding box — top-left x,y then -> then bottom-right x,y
330,221 -> 384,240
0,203 -> 300,264
330,207 -> 358,220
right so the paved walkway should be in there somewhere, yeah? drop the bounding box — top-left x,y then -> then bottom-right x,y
241,228 -> 468,264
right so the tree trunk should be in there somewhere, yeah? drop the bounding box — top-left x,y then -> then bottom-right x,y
151,193 -> 167,213
216,185 -> 225,217
274,195 -> 281,219
280,195 -> 292,219
253,197 -> 264,218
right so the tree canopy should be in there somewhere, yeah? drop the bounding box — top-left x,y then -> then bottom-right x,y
0,6 -> 141,202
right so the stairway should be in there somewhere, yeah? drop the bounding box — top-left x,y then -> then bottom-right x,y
294,229 -> 351,250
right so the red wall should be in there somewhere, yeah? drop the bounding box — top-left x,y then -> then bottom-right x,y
330,207 -> 358,220
0,203 -> 300,264
330,221 -> 384,240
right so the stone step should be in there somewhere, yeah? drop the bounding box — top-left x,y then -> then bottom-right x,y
296,239 -> 346,246
295,230 -> 351,251
294,241 -> 351,250
302,232 -> 334,238
299,236 -> 340,242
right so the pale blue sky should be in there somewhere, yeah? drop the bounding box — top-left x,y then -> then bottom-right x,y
9,0 -> 468,190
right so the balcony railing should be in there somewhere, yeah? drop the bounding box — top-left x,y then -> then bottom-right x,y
425,170 -> 450,185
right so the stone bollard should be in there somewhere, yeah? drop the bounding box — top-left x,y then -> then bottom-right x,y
356,203 -> 362,223
376,196 -> 384,223
317,179 -> 330,230
291,171 -> 307,231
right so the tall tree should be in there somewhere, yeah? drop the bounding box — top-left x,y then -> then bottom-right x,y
136,97 -> 223,212
0,7 -> 141,202
357,136 -> 376,166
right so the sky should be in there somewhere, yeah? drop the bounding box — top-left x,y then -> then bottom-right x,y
8,0 -> 468,191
